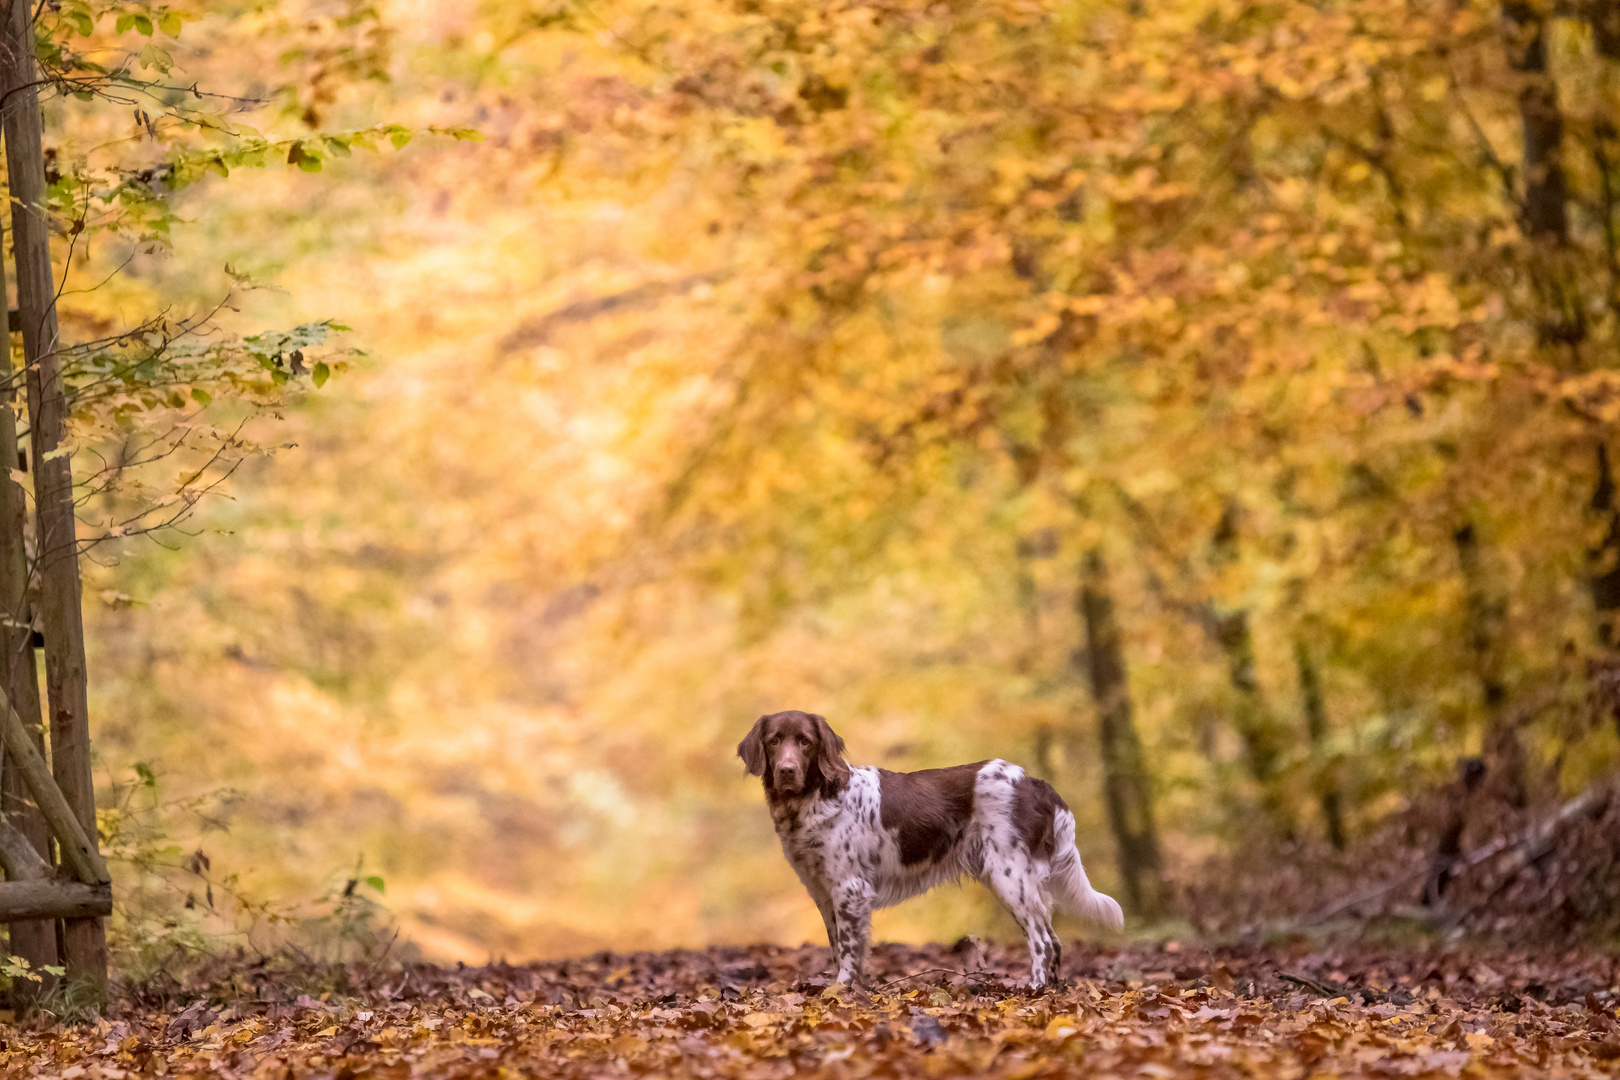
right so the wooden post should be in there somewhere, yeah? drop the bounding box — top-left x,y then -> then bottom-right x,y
0,64 -> 53,984
0,0 -> 107,1004
0,694 -> 109,886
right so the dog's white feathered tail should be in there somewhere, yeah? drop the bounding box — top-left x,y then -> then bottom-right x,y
1046,807 -> 1125,931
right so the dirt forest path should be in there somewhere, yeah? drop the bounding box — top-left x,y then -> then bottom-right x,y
5,940 -> 1620,1078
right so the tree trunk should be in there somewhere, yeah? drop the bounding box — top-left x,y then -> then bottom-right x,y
1209,503 -> 1292,834
1423,756 -> 1486,906
0,149 -> 54,995
0,0 -> 106,1006
1293,640 -> 1346,851
1504,1 -> 1567,244
1589,444 -> 1620,733
1076,548 -> 1165,919
1453,522 -> 1524,806
1502,0 -> 1585,346
1592,0 -> 1620,60
1213,611 -> 1289,806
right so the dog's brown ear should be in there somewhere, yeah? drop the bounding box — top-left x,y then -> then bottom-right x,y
738,715 -> 769,776
809,713 -> 850,786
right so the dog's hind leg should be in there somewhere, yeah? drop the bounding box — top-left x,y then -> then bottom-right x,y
985,855 -> 1061,988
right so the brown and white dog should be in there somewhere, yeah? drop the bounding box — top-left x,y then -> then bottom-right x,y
739,710 -> 1123,988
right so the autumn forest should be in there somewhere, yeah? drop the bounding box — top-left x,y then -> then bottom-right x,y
0,0 -> 1617,1074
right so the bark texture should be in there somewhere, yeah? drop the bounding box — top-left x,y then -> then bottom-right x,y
0,0 -> 106,1004
1076,548 -> 1165,918
0,99 -> 53,990
1209,504 -> 1292,834
1293,640 -> 1346,852
1454,522 -> 1525,807
1503,1 -> 1567,245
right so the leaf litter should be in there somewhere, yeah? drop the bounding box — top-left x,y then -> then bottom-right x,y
5,940 -> 1620,1077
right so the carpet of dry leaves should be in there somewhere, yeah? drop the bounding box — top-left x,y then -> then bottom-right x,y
4,940 -> 1620,1078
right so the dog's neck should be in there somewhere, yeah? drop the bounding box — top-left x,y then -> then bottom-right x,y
765,774 -> 840,829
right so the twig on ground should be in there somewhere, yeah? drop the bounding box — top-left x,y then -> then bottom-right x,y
1279,972 -> 1341,998
877,967 -> 1001,990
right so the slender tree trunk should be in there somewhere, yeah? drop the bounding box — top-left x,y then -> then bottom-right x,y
0,174 -> 53,996
1453,522 -> 1525,806
1589,444 -> 1620,734
1293,640 -> 1346,851
1589,445 -> 1620,630
1592,0 -> 1620,60
1504,1 -> 1567,244
1076,548 -> 1165,919
1503,0 -> 1585,346
1213,612 -> 1287,796
1,0 -> 106,1005
1423,756 -> 1486,906
1209,504 -> 1292,834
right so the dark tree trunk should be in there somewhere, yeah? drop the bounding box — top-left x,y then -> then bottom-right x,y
1503,0 -> 1585,346
1453,522 -> 1525,807
0,163 -> 53,998
1592,0 -> 1620,59
1076,548 -> 1165,919
1,0 -> 107,1006
1209,504 -> 1292,834
1293,640 -> 1346,852
1588,444 -> 1620,735
1590,445 -> 1620,645
1423,757 -> 1486,906
1503,1 -> 1567,244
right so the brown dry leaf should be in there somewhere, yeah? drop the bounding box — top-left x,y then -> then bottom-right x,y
4,941 -> 1617,1079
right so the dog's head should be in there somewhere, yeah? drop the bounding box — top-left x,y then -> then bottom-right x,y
738,710 -> 850,800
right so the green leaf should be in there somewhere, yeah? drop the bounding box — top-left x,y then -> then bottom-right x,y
390,130 -> 412,149
207,156 -> 228,178
451,127 -> 484,142
42,965 -> 64,978
134,761 -> 156,787
312,362 -> 330,388
137,43 -> 172,73
133,14 -> 152,35
160,11 -> 182,37
190,387 -> 212,406
65,11 -> 93,36
324,136 -> 351,158
363,875 -> 385,894
116,13 -> 135,33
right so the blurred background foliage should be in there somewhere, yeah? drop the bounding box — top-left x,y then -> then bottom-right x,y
24,0 -> 1620,966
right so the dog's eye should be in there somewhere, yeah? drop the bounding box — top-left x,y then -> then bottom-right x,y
795,734 -> 809,745
768,735 -> 780,746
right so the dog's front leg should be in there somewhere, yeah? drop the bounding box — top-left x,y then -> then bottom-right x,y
813,892 -> 839,954
831,880 -> 873,986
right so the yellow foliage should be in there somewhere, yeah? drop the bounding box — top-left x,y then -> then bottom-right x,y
29,0 -> 1620,961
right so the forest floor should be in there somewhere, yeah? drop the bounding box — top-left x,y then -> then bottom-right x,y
4,938 -> 1620,1078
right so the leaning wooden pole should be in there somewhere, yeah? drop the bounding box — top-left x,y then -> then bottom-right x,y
0,145 -> 55,985
0,0 -> 107,1004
